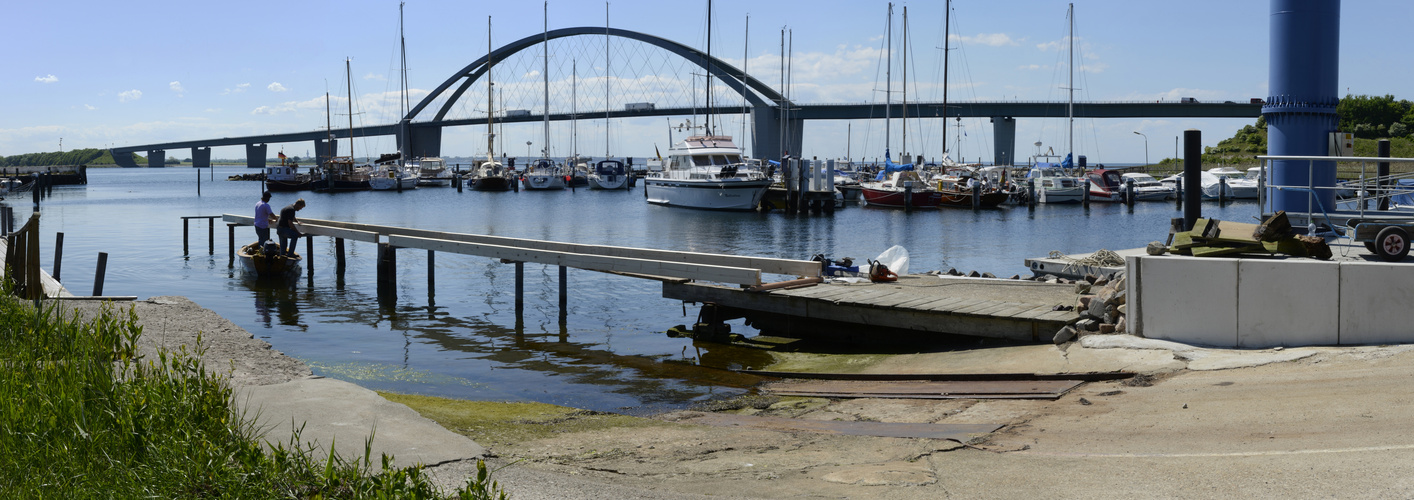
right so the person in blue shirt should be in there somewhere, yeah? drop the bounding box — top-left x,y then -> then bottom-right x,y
253,191 -> 275,246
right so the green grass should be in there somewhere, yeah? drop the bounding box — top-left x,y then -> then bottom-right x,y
0,292 -> 506,499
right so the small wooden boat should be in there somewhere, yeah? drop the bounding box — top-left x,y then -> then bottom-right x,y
237,242 -> 302,277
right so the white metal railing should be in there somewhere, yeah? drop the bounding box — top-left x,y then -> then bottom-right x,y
1256,155 -> 1414,223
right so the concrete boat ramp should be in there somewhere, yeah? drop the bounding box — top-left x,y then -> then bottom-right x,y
664,274 -> 1078,342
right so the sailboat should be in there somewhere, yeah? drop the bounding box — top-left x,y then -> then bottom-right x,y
642,0 -> 771,210
371,3 -> 419,192
468,16 -> 516,192
314,59 -> 372,192
1025,3 -> 1086,204
859,4 -> 940,209
521,2 -> 569,191
588,7 -> 630,191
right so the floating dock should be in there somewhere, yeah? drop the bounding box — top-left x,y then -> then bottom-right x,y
663,275 -> 1078,342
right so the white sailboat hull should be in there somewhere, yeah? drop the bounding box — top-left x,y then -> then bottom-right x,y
522,174 -> 566,190
588,174 -> 629,190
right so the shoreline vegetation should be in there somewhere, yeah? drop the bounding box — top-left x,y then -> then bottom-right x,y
0,293 -> 505,499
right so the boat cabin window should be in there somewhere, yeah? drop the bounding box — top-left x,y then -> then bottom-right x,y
691,154 -> 742,167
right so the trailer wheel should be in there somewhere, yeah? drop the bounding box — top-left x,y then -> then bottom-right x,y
1375,226 -> 1411,261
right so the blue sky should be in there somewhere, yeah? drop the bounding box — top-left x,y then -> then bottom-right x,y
7,0 -> 1412,164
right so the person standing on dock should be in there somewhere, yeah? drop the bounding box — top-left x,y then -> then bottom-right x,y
276,198 -> 306,257
253,191 -> 275,246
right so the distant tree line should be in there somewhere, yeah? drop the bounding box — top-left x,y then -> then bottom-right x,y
0,148 -> 144,167
1339,94 -> 1414,139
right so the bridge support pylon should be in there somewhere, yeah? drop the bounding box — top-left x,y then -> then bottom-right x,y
751,107 -> 803,161
112,151 -> 138,168
315,138 -> 337,166
406,125 -> 442,159
245,144 -> 267,169
191,147 -> 211,168
992,117 -> 1016,166
148,150 -> 165,168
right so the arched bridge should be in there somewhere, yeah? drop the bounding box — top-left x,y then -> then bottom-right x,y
111,26 -> 1260,168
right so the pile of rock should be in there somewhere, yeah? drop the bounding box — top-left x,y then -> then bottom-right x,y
1052,271 -> 1128,344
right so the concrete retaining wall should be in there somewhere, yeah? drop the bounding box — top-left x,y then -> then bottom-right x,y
1127,255 -> 1414,347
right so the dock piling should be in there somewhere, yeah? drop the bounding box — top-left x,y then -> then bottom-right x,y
52,232 -> 63,282
427,250 -> 435,293
227,224 -> 236,267
208,219 -> 215,255
335,237 -> 346,274
971,183 -> 981,210
515,261 -> 525,318
559,265 -> 567,323
1183,129 -> 1202,230
1126,179 -> 1136,210
1027,179 -> 1036,209
1175,178 -> 1184,211
305,235 -> 313,272
183,218 -> 189,255
93,252 -> 107,296
1082,178 -> 1091,208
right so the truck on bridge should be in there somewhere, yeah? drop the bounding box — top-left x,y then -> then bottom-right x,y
625,102 -> 655,112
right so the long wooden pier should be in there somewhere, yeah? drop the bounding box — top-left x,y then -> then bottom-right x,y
217,214 -> 1078,342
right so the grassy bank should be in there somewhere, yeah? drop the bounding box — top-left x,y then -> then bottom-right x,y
0,295 -> 504,499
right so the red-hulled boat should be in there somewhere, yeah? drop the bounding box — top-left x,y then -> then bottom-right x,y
860,170 -> 940,208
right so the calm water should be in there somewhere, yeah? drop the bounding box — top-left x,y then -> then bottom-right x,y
17,167 -> 1259,413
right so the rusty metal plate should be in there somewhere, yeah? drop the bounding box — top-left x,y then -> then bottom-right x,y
763,379 -> 1083,400
673,411 -> 1001,440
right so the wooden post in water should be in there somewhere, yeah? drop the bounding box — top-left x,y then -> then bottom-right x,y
1218,176 -> 1228,205
52,232 -> 63,282
305,235 -> 313,272
1082,178 -> 1091,208
971,183 -> 981,210
183,218 -> 189,255
1175,177 -> 1184,211
335,237 -> 346,274
208,219 -> 215,255
227,224 -> 236,267
377,242 -> 397,298
1027,179 -> 1036,209
1126,179 -> 1136,211
93,252 -> 108,296
558,265 -> 567,323
427,250 -> 435,294
196,166 -> 201,196
515,261 -> 524,318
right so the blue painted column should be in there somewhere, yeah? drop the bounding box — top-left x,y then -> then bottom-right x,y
1264,0 -> 1340,214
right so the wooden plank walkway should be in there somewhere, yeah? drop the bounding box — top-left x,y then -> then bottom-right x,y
0,238 -> 71,298
663,275 -> 1078,341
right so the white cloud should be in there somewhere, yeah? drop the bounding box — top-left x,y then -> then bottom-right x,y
84,104 -> 96,110
268,82 -> 288,92
222,83 -> 252,95
35,74 -> 58,84
170,81 -> 185,95
523,70 -> 541,80
1019,64 -> 1045,70
119,89 -> 142,102
956,33 -> 1019,47
364,73 -> 386,81
250,94 -> 353,116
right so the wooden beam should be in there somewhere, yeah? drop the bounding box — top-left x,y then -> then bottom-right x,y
300,217 -> 819,277
389,234 -> 763,286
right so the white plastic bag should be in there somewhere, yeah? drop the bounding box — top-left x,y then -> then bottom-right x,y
873,245 -> 910,276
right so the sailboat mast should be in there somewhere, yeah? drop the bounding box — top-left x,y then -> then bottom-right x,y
942,0 -> 949,158
542,1 -> 550,158
902,5 -> 908,160
605,2 -> 611,157
885,3 -> 892,157
487,16 -> 495,161
705,0 -> 713,135
572,60 -> 577,157
742,14 -> 748,149
399,2 -> 408,161
346,58 -> 354,161
1067,2 -> 1074,164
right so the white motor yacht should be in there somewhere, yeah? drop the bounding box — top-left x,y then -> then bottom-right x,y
643,135 -> 771,210
1119,172 -> 1177,201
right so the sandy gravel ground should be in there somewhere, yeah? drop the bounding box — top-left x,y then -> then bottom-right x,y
61,296 -> 1414,498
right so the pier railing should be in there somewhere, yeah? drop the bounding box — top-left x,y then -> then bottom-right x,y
1257,154 -> 1414,225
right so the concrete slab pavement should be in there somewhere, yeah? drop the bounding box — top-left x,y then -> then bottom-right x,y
236,376 -> 484,469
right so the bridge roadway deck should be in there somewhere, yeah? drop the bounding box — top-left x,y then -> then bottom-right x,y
663,274 -> 1078,342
